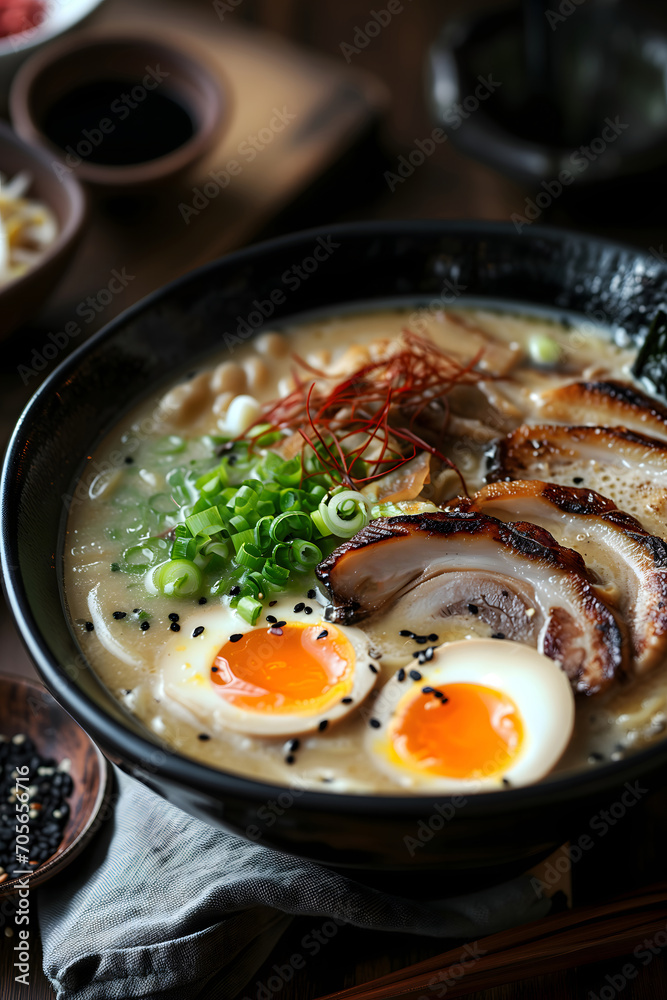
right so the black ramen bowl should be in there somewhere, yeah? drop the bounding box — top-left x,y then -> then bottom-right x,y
2,222 -> 667,889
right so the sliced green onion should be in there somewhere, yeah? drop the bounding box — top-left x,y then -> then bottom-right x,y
318,490 -> 370,538
310,508 -> 332,536
236,542 -> 265,571
185,506 -> 224,537
231,528 -> 255,553
290,539 -> 322,569
254,515 -> 273,550
270,510 -> 312,542
154,559 -> 202,597
237,596 -> 262,625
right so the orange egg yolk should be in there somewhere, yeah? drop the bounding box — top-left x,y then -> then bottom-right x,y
390,683 -> 523,779
211,622 -> 355,714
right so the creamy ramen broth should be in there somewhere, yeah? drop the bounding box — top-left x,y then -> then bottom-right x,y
64,306 -> 667,793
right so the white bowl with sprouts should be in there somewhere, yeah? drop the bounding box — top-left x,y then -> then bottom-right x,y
0,119 -> 86,335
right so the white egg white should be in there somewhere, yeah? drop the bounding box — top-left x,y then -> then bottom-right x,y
156,595 -> 380,736
366,639 -> 575,792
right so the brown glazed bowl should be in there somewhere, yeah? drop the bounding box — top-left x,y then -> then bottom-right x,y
0,674 -> 112,897
9,30 -> 229,189
0,121 -> 86,337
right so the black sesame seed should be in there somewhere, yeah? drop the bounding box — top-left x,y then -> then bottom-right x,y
168,613 -> 180,622
318,720 -> 328,732
124,456 -> 134,464
399,629 -> 414,637
491,633 -> 506,640
112,611 -> 126,620
269,600 -> 278,607
428,633 -> 438,642
133,608 -> 141,614
317,630 -> 328,640
409,669 -> 422,681
192,626 -> 205,638
467,604 -> 479,615
304,606 -> 313,615
433,690 -> 444,699
275,621 -> 287,628
421,686 -> 434,694
573,477 -> 584,485
199,596 -> 208,605
415,635 -> 428,644
307,589 -> 316,599
266,615 -> 277,624
368,663 -> 378,674
229,633 -> 243,642
140,621 -> 150,631
288,739 -> 300,752
170,622 -> 181,632
369,719 -> 381,729
285,755 -> 295,765
341,697 -> 353,704
84,621 -> 94,632
197,734 -> 211,741
397,668 -> 406,682
211,666 -> 219,672
229,587 -> 240,597
293,602 -> 305,613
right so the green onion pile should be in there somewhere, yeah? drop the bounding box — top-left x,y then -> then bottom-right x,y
146,432 -> 373,624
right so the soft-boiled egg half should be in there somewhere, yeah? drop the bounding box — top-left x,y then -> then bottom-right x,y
158,595 -> 380,736
366,639 -> 575,792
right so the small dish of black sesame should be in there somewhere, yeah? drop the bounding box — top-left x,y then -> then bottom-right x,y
0,674 -> 111,898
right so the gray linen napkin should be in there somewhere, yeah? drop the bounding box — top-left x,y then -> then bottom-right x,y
39,766 -> 550,1000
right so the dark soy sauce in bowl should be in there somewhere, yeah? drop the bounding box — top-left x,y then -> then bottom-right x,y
42,79 -> 195,166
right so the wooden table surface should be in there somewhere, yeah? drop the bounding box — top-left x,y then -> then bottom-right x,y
2,0 -> 667,997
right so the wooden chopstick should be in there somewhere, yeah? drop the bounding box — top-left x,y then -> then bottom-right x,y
315,881 -> 667,1000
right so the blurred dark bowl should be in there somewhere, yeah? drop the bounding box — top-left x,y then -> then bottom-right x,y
0,121 -> 86,337
2,222 -> 667,890
428,6 -> 667,189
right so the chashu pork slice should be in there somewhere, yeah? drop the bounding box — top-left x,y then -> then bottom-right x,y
317,511 -> 626,695
538,380 -> 667,441
451,481 -> 667,675
488,424 -> 667,539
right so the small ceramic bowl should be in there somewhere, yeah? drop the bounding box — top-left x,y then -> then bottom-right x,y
0,120 -> 86,337
0,673 -> 112,896
10,30 -> 229,189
